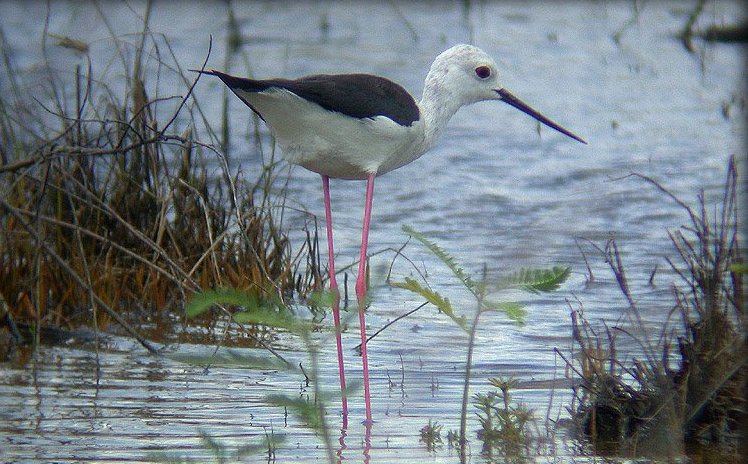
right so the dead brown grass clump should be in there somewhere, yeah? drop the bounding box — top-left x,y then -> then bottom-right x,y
561,156 -> 746,460
0,8 -> 321,350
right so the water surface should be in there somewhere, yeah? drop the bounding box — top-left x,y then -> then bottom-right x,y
1,1 -> 745,462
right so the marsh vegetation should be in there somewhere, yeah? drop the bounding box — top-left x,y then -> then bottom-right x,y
1,1 -> 744,462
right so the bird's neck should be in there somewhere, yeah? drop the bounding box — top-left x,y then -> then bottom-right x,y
419,77 -> 464,152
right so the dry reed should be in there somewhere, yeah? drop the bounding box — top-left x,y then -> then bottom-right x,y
0,5 -> 321,351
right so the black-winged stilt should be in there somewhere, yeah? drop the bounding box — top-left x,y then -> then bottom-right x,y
196,44 -> 586,426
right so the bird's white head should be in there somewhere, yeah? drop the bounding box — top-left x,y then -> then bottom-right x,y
426,44 -> 503,105
420,44 -> 587,147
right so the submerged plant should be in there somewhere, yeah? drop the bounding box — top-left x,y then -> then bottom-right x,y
474,377 -> 536,462
394,225 -> 570,462
446,429 -> 462,450
419,419 -> 444,452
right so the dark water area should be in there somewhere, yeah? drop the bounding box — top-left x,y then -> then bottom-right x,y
1,1 -> 745,462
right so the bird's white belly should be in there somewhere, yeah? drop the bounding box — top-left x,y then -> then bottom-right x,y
238,89 -> 426,180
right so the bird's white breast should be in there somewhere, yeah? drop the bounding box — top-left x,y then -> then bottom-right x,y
236,88 -> 426,180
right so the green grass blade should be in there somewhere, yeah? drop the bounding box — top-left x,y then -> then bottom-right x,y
392,277 -> 467,330
185,288 -> 258,318
305,289 -> 337,309
403,225 -> 478,292
231,307 -> 297,330
498,266 -> 571,294
186,288 -> 297,330
483,300 -> 527,325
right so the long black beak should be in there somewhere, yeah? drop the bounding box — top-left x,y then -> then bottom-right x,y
497,88 -> 587,144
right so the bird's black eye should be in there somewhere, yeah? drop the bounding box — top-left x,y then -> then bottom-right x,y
475,65 -> 491,79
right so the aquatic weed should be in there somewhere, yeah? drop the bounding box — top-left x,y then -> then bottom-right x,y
419,419 -> 444,452
562,156 -> 745,460
474,377 -> 536,462
394,225 -> 570,462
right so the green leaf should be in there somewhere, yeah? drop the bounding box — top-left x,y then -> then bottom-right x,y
483,300 -> 527,324
186,288 -> 257,318
392,277 -> 467,330
499,266 -> 571,294
488,376 -> 520,391
305,289 -> 338,309
403,225 -> 478,293
232,307 -> 298,330
186,288 -> 297,330
730,263 -> 748,274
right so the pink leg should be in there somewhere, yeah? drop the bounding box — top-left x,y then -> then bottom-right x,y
357,173 -> 376,425
322,175 -> 348,424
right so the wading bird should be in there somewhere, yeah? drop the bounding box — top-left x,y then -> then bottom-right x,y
196,44 -> 586,425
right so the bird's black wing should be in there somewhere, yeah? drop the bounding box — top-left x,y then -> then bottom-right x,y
199,70 -> 420,127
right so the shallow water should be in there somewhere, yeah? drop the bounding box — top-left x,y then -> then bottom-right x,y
1,0 -> 745,462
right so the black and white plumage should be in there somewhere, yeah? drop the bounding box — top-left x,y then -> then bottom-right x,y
195,44 -> 586,180
195,44 -> 586,425
210,72 -> 420,126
